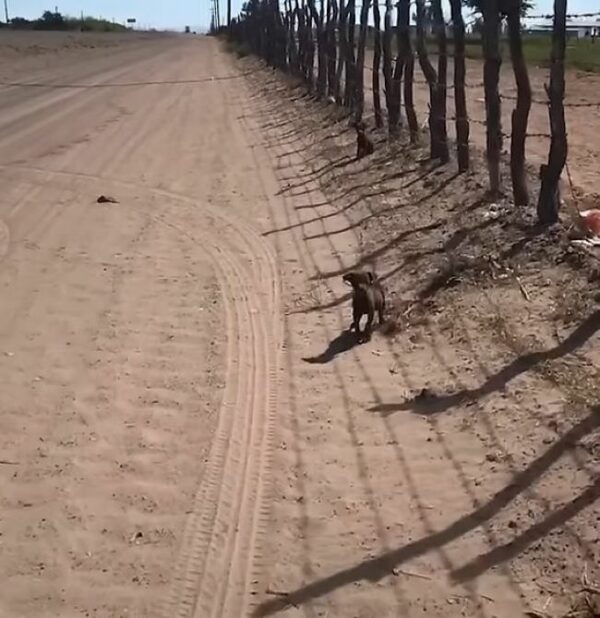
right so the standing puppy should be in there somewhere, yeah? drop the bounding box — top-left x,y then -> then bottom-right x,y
342,270 -> 385,342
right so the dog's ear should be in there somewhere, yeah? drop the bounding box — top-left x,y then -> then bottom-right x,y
366,271 -> 375,284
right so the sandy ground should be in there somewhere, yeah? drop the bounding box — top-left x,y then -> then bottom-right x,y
0,32 -> 598,618
237,67 -> 600,618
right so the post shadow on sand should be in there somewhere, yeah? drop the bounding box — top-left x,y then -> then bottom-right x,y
370,308 -> 600,417
302,329 -> 359,364
251,407 -> 600,617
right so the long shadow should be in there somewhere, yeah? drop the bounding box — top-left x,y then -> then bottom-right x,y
370,309 -> 600,416
411,220 -> 499,301
303,211 -> 391,240
291,165 -> 424,204
267,124 -> 305,142
412,171 -> 460,205
251,408 -> 600,616
288,243 -> 446,315
289,246 -> 440,316
310,220 -> 443,282
295,154 -> 355,181
277,183 -> 403,232
261,117 -> 296,131
275,144 -> 319,160
451,478 -> 600,583
305,194 -> 496,281
301,330 -> 359,364
275,155 -> 355,195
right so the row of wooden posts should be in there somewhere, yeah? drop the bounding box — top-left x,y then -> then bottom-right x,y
228,0 -> 568,224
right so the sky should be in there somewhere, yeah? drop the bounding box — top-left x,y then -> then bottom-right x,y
6,0 -> 600,33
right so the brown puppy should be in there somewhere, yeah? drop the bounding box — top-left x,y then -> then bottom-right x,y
342,270 -> 385,342
354,121 -> 374,160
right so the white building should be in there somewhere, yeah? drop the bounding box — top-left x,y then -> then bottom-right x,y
526,19 -> 600,39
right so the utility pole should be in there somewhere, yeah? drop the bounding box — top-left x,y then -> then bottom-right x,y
210,0 -> 216,32
227,0 -> 231,28
4,0 -> 9,24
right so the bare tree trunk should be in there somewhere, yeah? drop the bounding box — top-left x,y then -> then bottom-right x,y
319,0 -> 327,93
286,0 -> 300,75
391,6 -> 403,132
344,0 -> 356,108
537,0 -> 567,224
431,0 -> 448,163
416,0 -> 441,158
282,11 -> 290,67
398,0 -> 418,142
372,0 -> 383,128
335,0 -> 347,104
307,0 -> 327,97
296,0 -> 306,78
482,2 -> 502,195
383,0 -> 399,135
449,0 -> 469,171
276,0 -> 288,71
507,5 -> 531,205
326,0 -> 338,98
304,3 -> 315,89
354,0 -> 372,123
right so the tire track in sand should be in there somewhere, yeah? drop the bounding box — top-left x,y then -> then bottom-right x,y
0,217 -> 9,261
147,193 -> 281,618
0,162 -> 281,618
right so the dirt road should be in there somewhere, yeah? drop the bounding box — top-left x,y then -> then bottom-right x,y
0,35 -> 281,618
1,34 -> 597,618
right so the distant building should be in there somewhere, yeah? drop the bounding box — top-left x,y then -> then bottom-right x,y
526,19 -> 600,39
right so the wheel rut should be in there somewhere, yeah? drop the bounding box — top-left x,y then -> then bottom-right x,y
0,162 -> 281,618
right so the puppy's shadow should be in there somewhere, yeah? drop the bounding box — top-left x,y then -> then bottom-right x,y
302,329 -> 359,364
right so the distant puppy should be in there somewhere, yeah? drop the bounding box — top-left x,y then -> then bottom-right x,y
353,121 -> 374,160
342,270 -> 385,342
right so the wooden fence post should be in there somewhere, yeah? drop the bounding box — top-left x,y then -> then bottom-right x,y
416,0 -> 441,158
344,0 -> 357,108
372,0 -> 384,128
482,1 -> 502,195
398,0 -> 418,142
537,0 -> 567,224
326,0 -> 338,99
307,0 -> 327,97
449,0 -> 469,171
431,0 -> 448,163
383,0 -> 399,134
354,0 -> 372,123
507,2 -> 532,205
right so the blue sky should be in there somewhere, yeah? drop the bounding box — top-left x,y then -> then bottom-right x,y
7,0 -> 600,32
